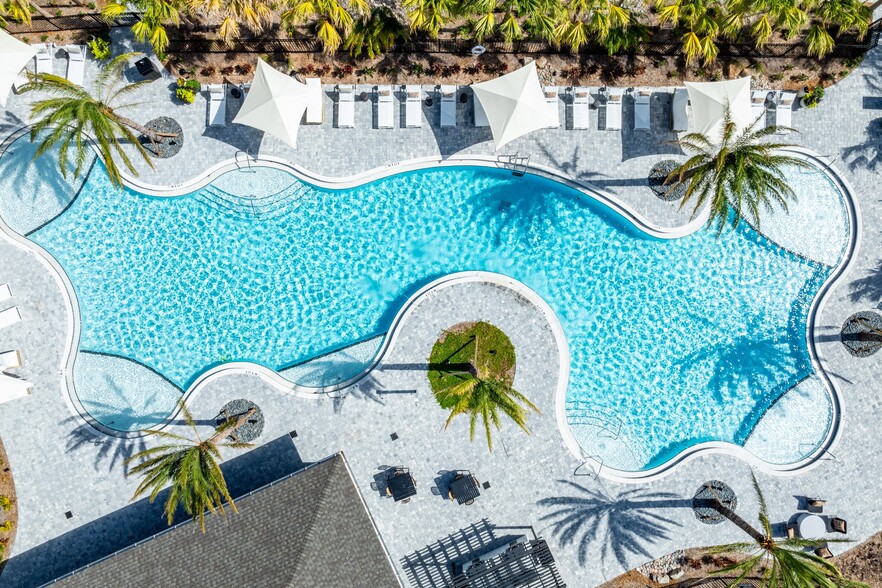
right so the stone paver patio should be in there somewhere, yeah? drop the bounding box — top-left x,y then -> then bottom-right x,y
0,29 -> 880,587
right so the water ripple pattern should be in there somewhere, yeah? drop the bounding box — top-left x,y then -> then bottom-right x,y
0,140 -> 847,469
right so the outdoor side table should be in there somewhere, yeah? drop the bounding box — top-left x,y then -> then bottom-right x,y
387,472 -> 416,503
797,513 -> 826,539
449,474 -> 480,505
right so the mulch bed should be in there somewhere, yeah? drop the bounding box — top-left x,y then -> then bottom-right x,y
0,437 -> 18,573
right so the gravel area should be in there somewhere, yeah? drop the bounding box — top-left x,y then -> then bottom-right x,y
648,159 -> 687,202
692,481 -> 737,525
840,311 -> 882,357
214,399 -> 265,443
141,117 -> 183,159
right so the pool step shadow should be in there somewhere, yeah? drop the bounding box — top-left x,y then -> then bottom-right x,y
196,182 -> 319,220
565,401 -> 622,440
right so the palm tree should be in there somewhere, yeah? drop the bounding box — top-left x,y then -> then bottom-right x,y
665,107 -> 812,234
344,7 -> 409,58
21,53 -> 167,190
655,0 -> 723,63
702,474 -> 867,587
103,0 -> 180,56
401,0 -> 460,37
458,0 -> 560,44
126,400 -> 255,532
186,0 -> 274,46
554,0 -> 634,53
434,334 -> 540,451
283,0 -> 369,53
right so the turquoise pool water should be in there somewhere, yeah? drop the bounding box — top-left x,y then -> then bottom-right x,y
2,144 -> 847,470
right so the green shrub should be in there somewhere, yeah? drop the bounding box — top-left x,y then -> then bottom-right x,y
0,521 -> 13,532
0,496 -> 11,511
177,78 -> 201,92
88,37 -> 111,60
176,88 -> 195,104
802,86 -> 824,108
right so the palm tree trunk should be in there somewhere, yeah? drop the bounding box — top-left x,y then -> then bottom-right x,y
853,318 -> 882,342
30,1 -> 53,18
710,497 -> 767,544
113,113 -> 174,142
208,407 -> 256,444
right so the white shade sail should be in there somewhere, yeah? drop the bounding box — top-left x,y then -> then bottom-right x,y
471,61 -> 557,150
0,29 -> 37,108
232,59 -> 320,148
684,77 -> 753,143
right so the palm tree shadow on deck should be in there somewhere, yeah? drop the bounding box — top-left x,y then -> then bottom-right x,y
847,258 -> 882,306
537,480 -> 686,569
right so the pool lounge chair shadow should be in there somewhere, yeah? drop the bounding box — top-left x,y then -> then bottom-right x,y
1,435 -> 307,588
425,87 -> 494,157
537,480 -> 685,570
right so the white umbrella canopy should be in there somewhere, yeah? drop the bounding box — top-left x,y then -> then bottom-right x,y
684,77 -> 753,143
471,61 -> 557,150
232,59 -> 320,149
0,29 -> 37,108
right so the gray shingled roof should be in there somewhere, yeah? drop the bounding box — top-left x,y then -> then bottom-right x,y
50,453 -> 401,588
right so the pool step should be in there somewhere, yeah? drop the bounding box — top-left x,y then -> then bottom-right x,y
565,401 -> 622,439
197,182 -> 319,220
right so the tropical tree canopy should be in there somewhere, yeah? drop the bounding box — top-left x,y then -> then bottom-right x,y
704,473 -> 867,587
126,400 -> 254,532
665,106 -> 812,234
282,0 -> 369,52
344,7 -> 410,58
21,53 -> 162,189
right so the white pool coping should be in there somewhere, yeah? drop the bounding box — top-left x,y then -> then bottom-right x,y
0,128 -> 859,483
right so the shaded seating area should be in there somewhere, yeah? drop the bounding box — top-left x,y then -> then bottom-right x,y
449,536 -> 565,588
386,467 -> 417,503
448,471 -> 481,506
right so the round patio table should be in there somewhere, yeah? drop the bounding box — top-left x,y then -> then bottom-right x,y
797,513 -> 826,539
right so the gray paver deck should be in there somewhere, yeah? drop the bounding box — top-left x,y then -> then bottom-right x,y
0,28 -> 880,588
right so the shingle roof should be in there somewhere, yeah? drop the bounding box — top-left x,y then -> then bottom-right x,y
50,453 -> 401,588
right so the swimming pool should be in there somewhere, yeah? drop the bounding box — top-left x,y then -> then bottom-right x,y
0,138 -> 850,471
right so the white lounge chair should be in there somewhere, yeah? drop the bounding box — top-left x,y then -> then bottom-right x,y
0,374 -> 31,402
62,44 -> 86,86
376,85 -> 393,129
0,307 -> 21,329
207,84 -> 226,127
605,88 -> 624,131
0,351 -> 21,371
544,86 -> 560,128
304,78 -> 323,124
572,87 -> 592,130
672,87 -> 689,132
439,85 -> 456,127
404,84 -> 422,128
336,84 -> 355,128
634,88 -> 651,131
474,94 -> 489,127
34,43 -> 52,75
0,284 -> 10,303
775,91 -> 796,132
751,90 -> 770,129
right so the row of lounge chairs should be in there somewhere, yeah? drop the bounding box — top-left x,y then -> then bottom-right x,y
13,43 -> 86,90
0,283 -> 32,402
207,81 -> 800,133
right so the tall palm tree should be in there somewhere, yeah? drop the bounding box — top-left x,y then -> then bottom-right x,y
126,400 -> 255,532
655,0 -> 725,63
344,7 -> 409,58
665,107 -> 812,234
554,0 -> 634,53
434,334 -> 540,451
103,0 -> 180,56
187,0 -> 274,46
402,0 -> 460,37
21,53 -> 167,189
703,473 -> 867,587
283,0 -> 369,53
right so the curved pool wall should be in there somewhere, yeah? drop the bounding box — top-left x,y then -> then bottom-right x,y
0,129 -> 857,480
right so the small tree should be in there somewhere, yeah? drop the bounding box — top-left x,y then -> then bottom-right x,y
126,401 -> 254,532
